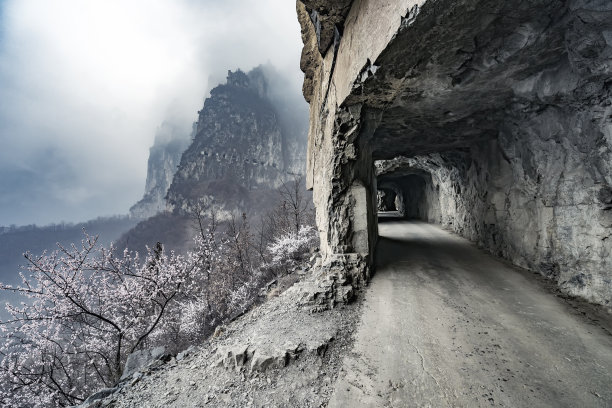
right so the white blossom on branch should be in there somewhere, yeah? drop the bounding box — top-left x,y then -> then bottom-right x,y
0,230 -> 218,408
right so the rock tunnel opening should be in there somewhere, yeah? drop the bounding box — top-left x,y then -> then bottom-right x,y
375,157 -> 467,229
367,128 -> 611,307
377,172 -> 433,221
376,187 -> 399,213
298,0 -> 611,306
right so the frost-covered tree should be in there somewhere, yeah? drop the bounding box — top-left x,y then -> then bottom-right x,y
0,180 -> 319,407
224,213 -> 254,291
266,225 -> 318,273
258,177 -> 317,276
0,231 -> 218,407
263,177 -> 315,241
278,176 -> 313,235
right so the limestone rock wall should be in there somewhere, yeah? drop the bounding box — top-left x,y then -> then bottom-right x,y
298,0 -> 417,273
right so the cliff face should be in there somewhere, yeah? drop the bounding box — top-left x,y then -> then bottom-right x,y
166,68 -> 306,216
298,0 -> 612,306
120,66 -> 308,253
130,123 -> 190,219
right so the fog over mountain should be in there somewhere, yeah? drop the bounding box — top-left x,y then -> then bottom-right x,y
0,0 -> 304,226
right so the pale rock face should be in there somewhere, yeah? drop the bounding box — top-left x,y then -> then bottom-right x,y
297,0 -> 612,306
130,122 -> 190,219
300,0 -> 353,55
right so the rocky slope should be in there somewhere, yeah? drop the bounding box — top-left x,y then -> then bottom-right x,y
76,266 -> 361,408
76,220 -> 612,408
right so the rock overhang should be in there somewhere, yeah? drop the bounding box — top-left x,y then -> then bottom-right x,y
337,0 -> 612,160
297,0 -> 612,305
376,165 -> 432,183
301,0 -> 354,55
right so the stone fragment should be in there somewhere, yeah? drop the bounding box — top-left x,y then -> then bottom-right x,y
176,346 -> 196,362
78,387 -> 118,408
120,346 -> 167,381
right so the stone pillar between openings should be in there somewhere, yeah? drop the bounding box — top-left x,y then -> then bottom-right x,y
315,105 -> 380,285
297,0 -> 416,289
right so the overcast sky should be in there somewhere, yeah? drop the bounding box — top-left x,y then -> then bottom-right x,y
0,0 -> 305,226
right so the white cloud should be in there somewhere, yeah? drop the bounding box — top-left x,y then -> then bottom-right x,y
0,0 -> 304,225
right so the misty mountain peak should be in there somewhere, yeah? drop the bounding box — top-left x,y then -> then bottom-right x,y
226,69 -> 249,88
129,65 -> 307,222
168,66 -> 306,215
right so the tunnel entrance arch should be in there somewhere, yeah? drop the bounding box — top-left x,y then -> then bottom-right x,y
377,187 -> 397,212
376,168 -> 436,221
377,182 -> 403,215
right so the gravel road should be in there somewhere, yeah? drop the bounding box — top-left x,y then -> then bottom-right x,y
329,220 -> 612,408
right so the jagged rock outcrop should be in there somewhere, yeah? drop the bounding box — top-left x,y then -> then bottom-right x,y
119,66 -> 308,253
167,67 -> 306,216
130,122 -> 190,219
298,0 -> 611,306
300,0 -> 353,55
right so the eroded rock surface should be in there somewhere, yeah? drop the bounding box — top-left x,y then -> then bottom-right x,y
300,0 -> 353,55
119,65 -> 309,253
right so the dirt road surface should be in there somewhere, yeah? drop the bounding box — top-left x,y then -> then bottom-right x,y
328,219 -> 612,408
